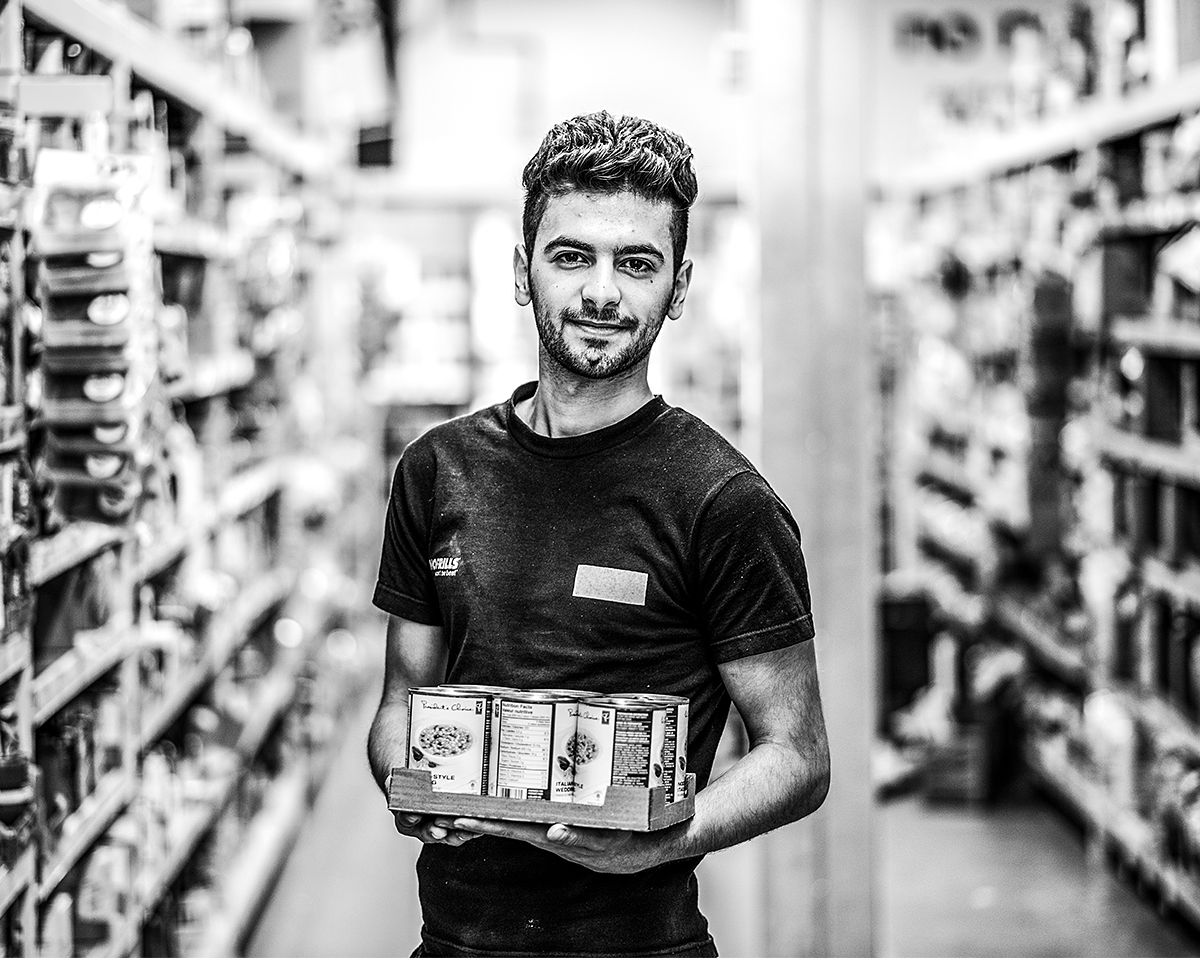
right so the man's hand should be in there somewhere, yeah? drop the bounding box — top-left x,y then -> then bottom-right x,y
393,812 -> 482,847
440,817 -> 679,873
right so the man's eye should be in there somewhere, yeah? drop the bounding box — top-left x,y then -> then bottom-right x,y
622,259 -> 653,274
554,251 -> 587,266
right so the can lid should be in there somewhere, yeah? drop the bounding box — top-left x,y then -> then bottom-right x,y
441,684 -> 517,694
615,693 -> 689,705
527,688 -> 603,698
588,695 -> 662,708
499,689 -> 565,702
410,686 -> 492,697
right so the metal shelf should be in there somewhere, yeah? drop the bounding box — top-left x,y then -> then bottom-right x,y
30,522 -> 126,588
1143,557 -> 1200,610
132,781 -> 236,939
881,67 -> 1200,194
0,633 -> 30,688
917,449 -> 975,500
39,771 -> 135,902
133,524 -> 194,583
915,508 -> 991,574
1111,317 -> 1200,358
1099,194 -> 1200,237
128,656 -> 309,946
34,630 -> 133,727
193,766 -> 308,958
153,221 -> 232,261
217,458 -> 285,524
139,568 -> 295,753
1028,730 -> 1200,928
0,846 -> 34,918
1118,685 -> 1200,755
994,594 -> 1088,689
22,0 -> 335,179
1098,428 -> 1200,486
166,350 -> 256,404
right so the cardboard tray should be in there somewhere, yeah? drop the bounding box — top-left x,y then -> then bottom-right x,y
388,768 -> 696,832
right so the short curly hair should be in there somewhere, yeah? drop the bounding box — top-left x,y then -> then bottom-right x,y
521,111 -> 698,276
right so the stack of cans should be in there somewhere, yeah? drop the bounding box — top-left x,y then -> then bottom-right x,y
406,685 -> 689,806
29,150 -> 159,524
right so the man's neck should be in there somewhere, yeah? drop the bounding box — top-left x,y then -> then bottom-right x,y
516,363 -> 655,438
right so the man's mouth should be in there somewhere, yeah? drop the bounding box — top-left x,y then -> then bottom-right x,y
569,317 -> 633,332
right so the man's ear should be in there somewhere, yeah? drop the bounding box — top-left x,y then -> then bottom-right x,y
513,244 -> 532,306
667,260 -> 694,321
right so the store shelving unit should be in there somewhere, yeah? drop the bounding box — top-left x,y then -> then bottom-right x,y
19,0 -> 334,179
0,0 -> 376,951
877,52 -> 1200,931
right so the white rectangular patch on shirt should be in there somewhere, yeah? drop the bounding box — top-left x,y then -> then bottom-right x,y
572,564 -> 648,606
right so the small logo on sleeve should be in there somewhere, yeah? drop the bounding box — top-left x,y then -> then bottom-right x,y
429,556 -> 461,577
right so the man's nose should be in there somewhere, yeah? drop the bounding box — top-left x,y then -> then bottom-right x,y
582,262 -> 621,311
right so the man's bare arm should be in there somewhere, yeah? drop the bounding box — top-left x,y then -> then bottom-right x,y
367,615 -> 447,795
446,637 -> 830,872
674,638 -> 830,854
369,615 -> 480,846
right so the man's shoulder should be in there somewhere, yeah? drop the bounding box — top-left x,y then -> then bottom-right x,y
651,406 -> 762,495
404,400 -> 509,457
656,406 -> 755,467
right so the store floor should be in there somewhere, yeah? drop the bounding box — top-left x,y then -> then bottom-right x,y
247,709 -> 1200,957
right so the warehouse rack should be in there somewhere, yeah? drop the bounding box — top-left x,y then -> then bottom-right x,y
0,0 -> 376,952
876,54 -> 1200,930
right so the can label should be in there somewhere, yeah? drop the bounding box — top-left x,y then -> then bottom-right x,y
624,695 -> 690,804
406,689 -> 491,795
550,700 -> 585,802
673,701 -> 690,802
573,699 -> 667,806
440,685 -> 515,790
491,694 -> 558,801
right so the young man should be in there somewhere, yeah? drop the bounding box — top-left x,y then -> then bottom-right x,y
368,111 -> 829,958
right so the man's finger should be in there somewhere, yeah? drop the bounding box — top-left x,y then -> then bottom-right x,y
547,823 -> 586,846
398,813 -> 422,827
452,818 -> 547,843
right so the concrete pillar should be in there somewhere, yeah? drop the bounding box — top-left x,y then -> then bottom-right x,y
746,0 -> 876,954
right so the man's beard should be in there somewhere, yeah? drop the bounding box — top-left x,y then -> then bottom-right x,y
530,284 -> 669,381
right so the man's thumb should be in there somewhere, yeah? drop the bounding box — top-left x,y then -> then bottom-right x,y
547,823 -> 576,845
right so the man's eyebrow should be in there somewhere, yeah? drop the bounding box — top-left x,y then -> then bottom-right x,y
542,236 -> 595,255
541,237 -> 666,263
615,243 -> 665,262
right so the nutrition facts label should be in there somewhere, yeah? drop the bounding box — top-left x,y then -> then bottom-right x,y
660,709 -> 678,795
496,700 -> 554,796
611,713 -> 653,787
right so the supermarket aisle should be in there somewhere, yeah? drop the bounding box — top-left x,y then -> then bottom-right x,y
879,794 -> 1200,958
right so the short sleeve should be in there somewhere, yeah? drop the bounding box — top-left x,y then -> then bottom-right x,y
372,442 -> 443,625
696,471 -> 815,662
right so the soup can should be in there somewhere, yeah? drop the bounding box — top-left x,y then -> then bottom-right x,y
490,690 -> 569,801
573,696 -> 667,806
406,687 -> 492,794
617,694 -> 689,804
536,690 -> 603,802
443,685 -> 517,790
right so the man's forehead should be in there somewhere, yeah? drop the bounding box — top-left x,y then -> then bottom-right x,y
538,189 -> 675,243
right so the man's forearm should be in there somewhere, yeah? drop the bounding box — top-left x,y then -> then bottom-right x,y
656,738 -> 829,861
368,698 -> 410,796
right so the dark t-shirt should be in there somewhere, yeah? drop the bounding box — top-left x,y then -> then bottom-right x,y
373,382 -> 815,957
